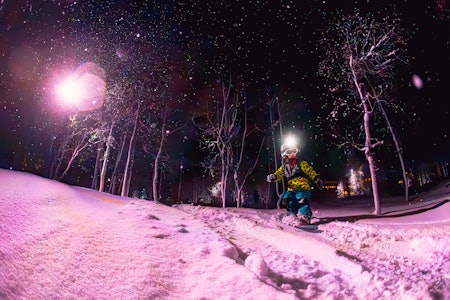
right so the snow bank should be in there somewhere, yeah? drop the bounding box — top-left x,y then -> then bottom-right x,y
1,169 -> 449,299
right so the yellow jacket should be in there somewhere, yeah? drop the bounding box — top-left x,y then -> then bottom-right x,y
273,158 -> 319,191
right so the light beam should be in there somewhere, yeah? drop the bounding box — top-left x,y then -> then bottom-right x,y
55,77 -> 84,107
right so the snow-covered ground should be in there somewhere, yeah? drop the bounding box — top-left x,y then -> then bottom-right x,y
0,168 -> 449,300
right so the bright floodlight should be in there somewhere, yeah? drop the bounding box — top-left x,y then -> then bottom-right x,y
52,62 -> 106,111
284,135 -> 298,148
56,77 -> 83,107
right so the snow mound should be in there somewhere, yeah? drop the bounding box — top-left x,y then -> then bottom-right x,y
410,236 -> 450,259
245,254 -> 269,276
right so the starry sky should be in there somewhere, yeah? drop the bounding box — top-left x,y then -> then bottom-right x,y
0,0 -> 448,181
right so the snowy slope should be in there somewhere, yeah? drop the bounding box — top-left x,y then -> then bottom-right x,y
175,201 -> 450,299
0,169 -> 449,299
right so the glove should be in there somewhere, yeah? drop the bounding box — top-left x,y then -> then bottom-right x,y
316,178 -> 324,190
266,174 -> 277,182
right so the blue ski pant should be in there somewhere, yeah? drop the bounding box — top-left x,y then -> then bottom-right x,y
284,190 -> 312,218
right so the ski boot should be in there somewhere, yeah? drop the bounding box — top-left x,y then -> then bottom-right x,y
298,215 -> 311,225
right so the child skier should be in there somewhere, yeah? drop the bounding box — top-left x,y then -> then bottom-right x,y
266,136 -> 323,225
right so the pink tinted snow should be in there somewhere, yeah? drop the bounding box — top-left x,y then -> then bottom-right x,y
0,168 -> 449,299
0,169 -> 291,299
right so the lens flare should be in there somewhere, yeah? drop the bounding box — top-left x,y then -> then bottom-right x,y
54,62 -> 106,111
55,77 -> 83,107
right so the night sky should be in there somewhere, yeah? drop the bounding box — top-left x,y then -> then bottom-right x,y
0,1 -> 448,183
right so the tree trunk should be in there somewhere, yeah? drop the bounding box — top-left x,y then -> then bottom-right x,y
110,132 -> 127,195
52,139 -> 69,180
123,156 -> 134,197
99,123 -> 114,193
236,187 -> 242,208
57,140 -> 89,181
363,109 -> 381,215
234,134 -> 265,208
58,154 -> 77,181
48,155 -> 57,180
91,146 -> 102,189
56,133 -> 91,182
121,106 -> 140,197
378,104 -> 409,201
268,97 -> 285,209
265,181 -> 271,209
192,186 -> 198,205
221,154 -> 228,208
442,161 -> 449,177
152,104 -> 168,202
46,136 -> 56,178
52,157 -> 62,180
234,105 -> 248,209
351,54 -> 381,215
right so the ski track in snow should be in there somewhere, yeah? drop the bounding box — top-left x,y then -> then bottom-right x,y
177,207 -> 369,299
176,205 -> 450,299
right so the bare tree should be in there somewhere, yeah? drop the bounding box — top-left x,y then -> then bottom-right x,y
121,101 -> 140,197
91,144 -> 102,190
318,9 -> 409,215
97,81 -> 133,194
109,131 -> 127,195
99,122 -> 114,192
138,71 -> 191,202
232,102 -> 266,208
52,114 -> 99,181
194,79 -> 265,208
150,98 -> 168,202
377,103 -> 409,201
194,79 -> 240,207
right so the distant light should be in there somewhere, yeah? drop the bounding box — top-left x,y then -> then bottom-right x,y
412,74 -> 423,89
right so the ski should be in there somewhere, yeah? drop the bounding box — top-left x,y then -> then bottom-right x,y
294,224 -> 319,232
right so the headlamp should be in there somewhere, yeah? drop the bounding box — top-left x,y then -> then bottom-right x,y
284,135 -> 297,148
